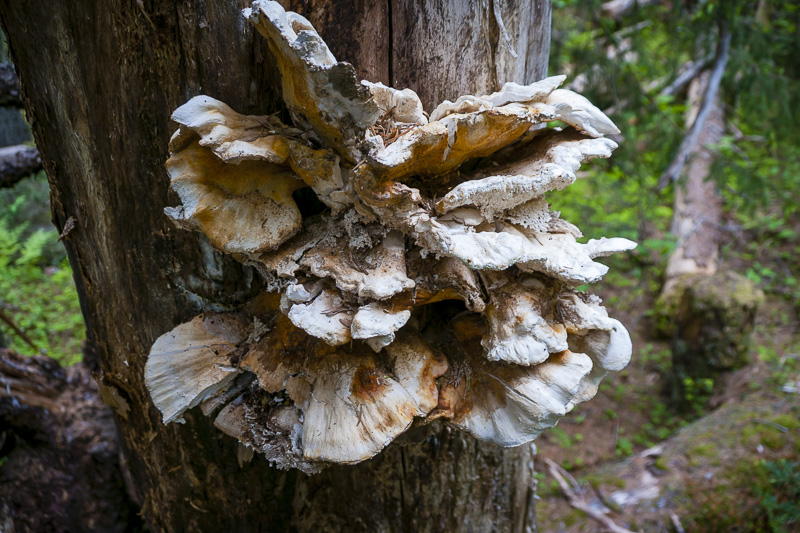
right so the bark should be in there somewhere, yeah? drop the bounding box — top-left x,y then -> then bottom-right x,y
662,71 -> 725,294
0,1 -> 550,532
0,143 -> 41,188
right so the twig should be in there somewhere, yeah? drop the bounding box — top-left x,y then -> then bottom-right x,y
592,484 -> 622,513
658,23 -> 731,189
752,418 -> 789,433
0,308 -> 40,352
658,54 -> 714,98
669,512 -> 686,533
544,458 -> 635,533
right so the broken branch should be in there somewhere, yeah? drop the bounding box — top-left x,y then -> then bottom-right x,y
0,308 -> 41,352
544,458 -> 635,533
658,24 -> 731,189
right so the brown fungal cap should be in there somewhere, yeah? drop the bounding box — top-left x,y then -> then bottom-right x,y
145,0 -> 636,470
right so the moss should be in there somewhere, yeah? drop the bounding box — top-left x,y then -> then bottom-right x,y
682,457 -> 772,531
771,414 -> 800,432
652,274 -> 699,337
668,271 -> 765,410
560,508 -> 585,528
686,441 -> 717,467
741,415 -> 800,451
584,472 -> 626,490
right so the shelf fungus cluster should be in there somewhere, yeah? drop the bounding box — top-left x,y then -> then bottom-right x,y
145,0 -> 636,473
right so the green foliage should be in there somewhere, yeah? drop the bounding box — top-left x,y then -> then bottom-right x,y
548,0 -> 800,311
615,436 -> 633,457
681,376 -> 715,416
759,459 -> 800,533
0,174 -> 84,365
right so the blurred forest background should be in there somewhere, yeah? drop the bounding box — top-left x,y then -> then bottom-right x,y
0,0 -> 798,531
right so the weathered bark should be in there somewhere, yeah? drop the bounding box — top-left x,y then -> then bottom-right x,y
0,1 -> 549,532
0,143 -> 41,188
662,72 -> 724,295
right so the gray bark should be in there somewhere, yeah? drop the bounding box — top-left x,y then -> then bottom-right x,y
0,1 -> 549,531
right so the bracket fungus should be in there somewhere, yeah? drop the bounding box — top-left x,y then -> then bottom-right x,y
145,0 -> 636,473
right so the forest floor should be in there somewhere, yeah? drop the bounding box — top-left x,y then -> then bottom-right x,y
535,238 -> 800,531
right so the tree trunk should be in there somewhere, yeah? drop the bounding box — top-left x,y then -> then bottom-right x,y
662,71 -> 724,294
0,1 -> 550,531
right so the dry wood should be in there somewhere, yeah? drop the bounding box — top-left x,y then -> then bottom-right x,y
544,457 -> 636,533
662,67 -> 726,288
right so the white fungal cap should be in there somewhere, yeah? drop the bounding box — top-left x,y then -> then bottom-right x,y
560,294 -> 633,408
420,221 -> 636,284
441,350 -> 593,446
481,274 -> 568,366
350,302 -> 412,352
435,131 -> 618,219
562,294 -> 633,373
405,253 -> 486,312
286,287 -> 353,346
234,314 -> 447,464
145,314 -> 246,423
166,143 -> 304,255
246,0 -> 379,160
541,89 -> 621,138
171,95 -> 293,163
146,0 -> 637,470
361,82 -> 620,184
169,96 -> 346,211
289,331 -> 447,463
362,81 -> 428,126
300,231 -> 415,300
429,75 -> 566,121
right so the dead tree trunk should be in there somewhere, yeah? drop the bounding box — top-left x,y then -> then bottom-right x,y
662,71 -> 724,294
658,71 -> 763,406
0,1 -> 550,531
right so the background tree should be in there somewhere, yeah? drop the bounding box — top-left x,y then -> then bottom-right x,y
0,1 -> 551,531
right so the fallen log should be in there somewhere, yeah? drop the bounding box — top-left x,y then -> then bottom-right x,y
0,143 -> 41,188
0,349 -> 139,532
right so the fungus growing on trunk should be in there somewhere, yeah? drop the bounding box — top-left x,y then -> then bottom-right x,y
144,0 -> 636,473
